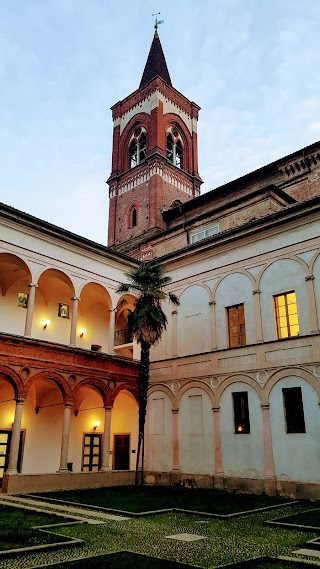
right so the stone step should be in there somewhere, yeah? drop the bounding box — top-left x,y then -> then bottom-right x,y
294,548 -> 320,559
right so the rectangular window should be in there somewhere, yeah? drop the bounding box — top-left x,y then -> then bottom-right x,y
274,291 -> 299,339
190,225 -> 220,244
283,387 -> 306,433
232,392 -> 250,434
227,304 -> 246,347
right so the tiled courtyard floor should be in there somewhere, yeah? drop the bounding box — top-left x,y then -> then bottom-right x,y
0,500 -> 319,568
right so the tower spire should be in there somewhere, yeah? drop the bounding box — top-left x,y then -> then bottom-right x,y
139,17 -> 172,88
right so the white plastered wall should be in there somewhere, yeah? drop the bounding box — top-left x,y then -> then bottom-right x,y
220,382 -> 264,479
177,286 -> 211,356
269,376 -> 320,483
178,387 -> 214,475
69,391 -> 104,472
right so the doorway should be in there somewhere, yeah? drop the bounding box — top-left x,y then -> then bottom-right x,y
0,430 -> 23,486
114,434 -> 130,470
82,433 -> 102,472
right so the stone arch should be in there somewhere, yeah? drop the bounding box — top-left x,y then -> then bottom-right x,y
0,365 -> 26,399
73,377 -> 110,406
216,374 -> 263,405
119,113 -> 151,172
164,114 -> 192,173
176,380 -> 215,407
177,284 -> 211,355
25,370 -> 72,401
148,384 -> 175,406
177,281 -> 212,301
212,270 -> 256,297
257,256 -> 309,289
266,367 -> 320,401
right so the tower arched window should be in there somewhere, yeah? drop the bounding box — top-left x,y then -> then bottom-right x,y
166,128 -> 183,169
129,128 -> 147,169
131,208 -> 137,228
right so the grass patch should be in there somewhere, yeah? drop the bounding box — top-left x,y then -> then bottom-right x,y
272,509 -> 320,529
36,551 -> 200,568
0,504 -> 69,551
37,486 -> 292,515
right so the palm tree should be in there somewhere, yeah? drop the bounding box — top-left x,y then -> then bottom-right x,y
116,259 -> 179,485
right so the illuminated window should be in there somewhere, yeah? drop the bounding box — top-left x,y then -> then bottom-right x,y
232,392 -> 250,434
227,304 -> 246,347
274,292 -> 299,339
283,387 -> 305,433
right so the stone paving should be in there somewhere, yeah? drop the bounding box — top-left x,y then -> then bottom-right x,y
0,496 -> 319,568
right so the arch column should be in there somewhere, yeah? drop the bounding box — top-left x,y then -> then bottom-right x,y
209,301 -> 217,350
7,398 -> 25,474
305,275 -> 320,334
24,283 -> 37,337
108,309 -> 115,354
261,403 -> 276,496
253,289 -> 263,343
172,408 -> 180,473
212,406 -> 224,489
172,310 -> 178,357
100,406 -> 112,471
58,402 -> 73,472
69,297 -> 80,347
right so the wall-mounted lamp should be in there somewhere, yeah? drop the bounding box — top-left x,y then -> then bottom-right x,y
43,319 -> 51,329
80,328 -> 87,338
93,421 -> 100,431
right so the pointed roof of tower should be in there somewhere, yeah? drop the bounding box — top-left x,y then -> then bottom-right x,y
139,29 -> 172,88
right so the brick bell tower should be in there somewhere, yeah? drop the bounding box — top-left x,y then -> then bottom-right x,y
107,25 -> 202,256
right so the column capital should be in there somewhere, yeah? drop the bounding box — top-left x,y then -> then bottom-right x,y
261,403 -> 270,410
172,408 -> 179,415
63,400 -> 74,408
253,289 -> 261,295
28,282 -> 38,288
209,300 -> 216,306
212,406 -> 220,413
71,296 -> 80,301
171,310 -> 178,316
105,405 -> 113,411
16,398 -> 26,405
305,275 -> 315,281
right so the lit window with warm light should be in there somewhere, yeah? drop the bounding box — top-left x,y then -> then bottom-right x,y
274,291 -> 299,339
232,391 -> 250,434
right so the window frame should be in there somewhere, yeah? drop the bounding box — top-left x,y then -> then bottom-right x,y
274,291 -> 299,339
227,303 -> 246,348
232,391 -> 250,434
282,386 -> 306,434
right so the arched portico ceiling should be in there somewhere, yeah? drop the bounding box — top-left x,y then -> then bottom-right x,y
73,378 -> 109,413
0,367 -> 26,399
25,371 -> 72,404
115,294 -> 136,321
79,282 -> 112,315
0,253 -> 31,296
37,269 -> 75,306
112,384 -> 139,405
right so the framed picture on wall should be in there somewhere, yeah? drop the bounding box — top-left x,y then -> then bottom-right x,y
17,292 -> 29,308
58,303 -> 69,319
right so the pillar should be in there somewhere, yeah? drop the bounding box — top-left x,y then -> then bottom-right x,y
212,406 -> 224,489
172,310 -> 178,357
253,289 -> 263,343
7,399 -> 25,474
69,296 -> 80,347
100,406 -> 112,471
305,276 -> 320,334
24,283 -> 37,337
58,402 -> 72,472
172,408 -> 179,472
108,308 -> 115,354
209,301 -> 217,350
261,403 -> 277,496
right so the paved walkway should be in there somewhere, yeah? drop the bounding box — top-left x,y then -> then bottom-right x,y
0,494 -> 130,524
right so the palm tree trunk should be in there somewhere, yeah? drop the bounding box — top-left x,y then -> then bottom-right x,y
135,340 -> 150,486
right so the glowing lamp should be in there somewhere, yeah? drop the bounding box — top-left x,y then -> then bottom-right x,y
93,421 -> 100,431
80,328 -> 87,338
43,319 -> 50,329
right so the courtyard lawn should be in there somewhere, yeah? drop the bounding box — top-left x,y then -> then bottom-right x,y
0,505 -> 69,551
221,558 -> 320,568
35,551 -> 200,568
37,486 -> 293,515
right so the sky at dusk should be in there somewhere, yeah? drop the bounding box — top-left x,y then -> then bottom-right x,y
1,0 -> 320,244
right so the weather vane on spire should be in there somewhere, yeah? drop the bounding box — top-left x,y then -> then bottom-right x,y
152,12 -> 164,30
